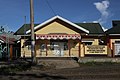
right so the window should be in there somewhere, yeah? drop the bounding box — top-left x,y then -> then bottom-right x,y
28,45 -> 31,50
64,42 -> 68,50
115,41 -> 120,43
82,39 -> 94,45
50,42 -> 54,50
40,43 -> 46,51
84,42 -> 92,45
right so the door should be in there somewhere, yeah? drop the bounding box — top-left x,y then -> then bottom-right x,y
53,42 -> 64,56
114,43 -> 120,55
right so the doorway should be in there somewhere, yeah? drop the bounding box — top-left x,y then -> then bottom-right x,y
53,42 -> 64,56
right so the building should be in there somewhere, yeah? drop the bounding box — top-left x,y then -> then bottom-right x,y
0,32 -> 20,59
15,16 -> 106,58
105,20 -> 120,57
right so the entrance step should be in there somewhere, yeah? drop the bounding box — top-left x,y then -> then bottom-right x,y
37,57 -> 80,69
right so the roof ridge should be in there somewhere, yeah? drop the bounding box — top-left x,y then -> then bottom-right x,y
26,16 -> 89,34
75,22 -> 100,24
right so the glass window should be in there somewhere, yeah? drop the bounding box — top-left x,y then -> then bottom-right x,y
50,42 -> 54,50
64,43 -> 68,50
84,42 -> 92,45
40,43 -> 46,51
28,45 -> 31,50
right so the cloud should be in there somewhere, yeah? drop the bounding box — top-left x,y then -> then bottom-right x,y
94,0 -> 110,24
83,21 -> 87,23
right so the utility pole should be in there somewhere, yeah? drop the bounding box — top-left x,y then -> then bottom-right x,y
23,16 -> 26,58
30,0 -> 36,64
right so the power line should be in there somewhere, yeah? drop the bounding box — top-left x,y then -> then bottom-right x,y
45,0 -> 56,16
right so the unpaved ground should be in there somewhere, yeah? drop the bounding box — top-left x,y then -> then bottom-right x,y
0,58 -> 120,80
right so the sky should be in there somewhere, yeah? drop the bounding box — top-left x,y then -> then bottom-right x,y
0,0 -> 120,32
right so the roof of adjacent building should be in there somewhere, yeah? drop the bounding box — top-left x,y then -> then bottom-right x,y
14,24 -> 39,35
105,26 -> 120,34
105,20 -> 120,34
1,32 -> 20,40
75,23 -> 104,34
112,20 -> 120,27
0,32 -> 19,44
0,35 -> 16,44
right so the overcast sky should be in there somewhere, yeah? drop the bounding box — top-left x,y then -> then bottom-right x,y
0,0 -> 119,32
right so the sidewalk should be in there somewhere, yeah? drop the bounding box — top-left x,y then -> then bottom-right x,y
78,57 -> 120,63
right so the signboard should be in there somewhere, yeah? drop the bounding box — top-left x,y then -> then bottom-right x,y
85,45 -> 107,54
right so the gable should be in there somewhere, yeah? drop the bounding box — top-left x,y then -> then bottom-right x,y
26,16 -> 89,34
35,21 -> 79,34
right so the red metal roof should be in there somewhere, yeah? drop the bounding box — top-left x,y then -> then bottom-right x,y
0,35 -> 16,44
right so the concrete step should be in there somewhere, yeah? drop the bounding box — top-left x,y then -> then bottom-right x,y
37,58 -> 80,69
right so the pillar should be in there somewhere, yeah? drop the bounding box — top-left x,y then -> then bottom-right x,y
112,43 -> 115,57
78,40 -> 81,57
68,40 -> 71,56
107,43 -> 112,57
45,40 -> 48,56
82,43 -> 85,57
10,45 -> 13,60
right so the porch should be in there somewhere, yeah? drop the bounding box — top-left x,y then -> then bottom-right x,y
21,34 -> 82,57
35,34 -> 81,57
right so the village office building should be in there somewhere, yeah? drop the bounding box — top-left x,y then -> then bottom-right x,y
15,16 -> 110,58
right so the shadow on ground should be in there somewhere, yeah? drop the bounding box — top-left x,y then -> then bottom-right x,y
0,72 -> 67,80
0,59 -> 67,80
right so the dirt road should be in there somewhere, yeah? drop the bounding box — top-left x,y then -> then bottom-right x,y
0,58 -> 120,80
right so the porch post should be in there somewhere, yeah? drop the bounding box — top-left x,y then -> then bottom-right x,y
45,40 -> 48,56
112,43 -> 115,57
78,40 -> 81,57
68,39 -> 71,56
107,43 -> 111,57
83,43 -> 85,57
10,45 -> 13,60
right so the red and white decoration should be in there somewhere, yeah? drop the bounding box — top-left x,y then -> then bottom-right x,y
36,34 -> 81,40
